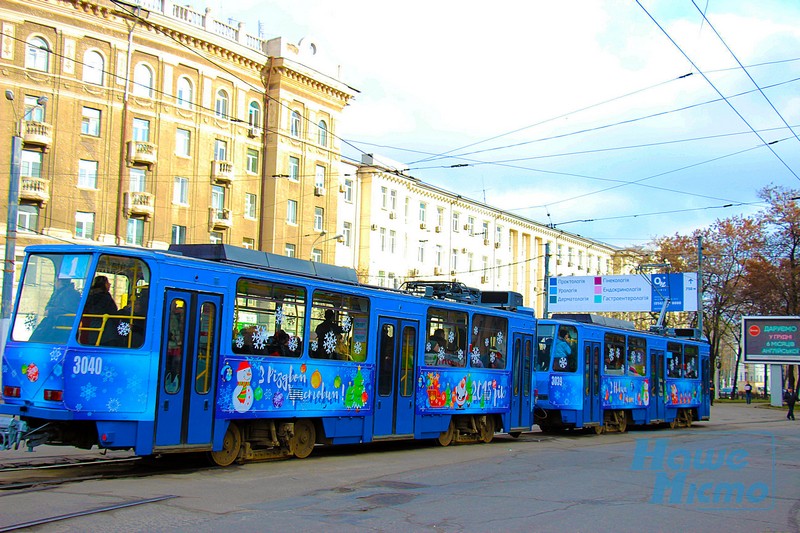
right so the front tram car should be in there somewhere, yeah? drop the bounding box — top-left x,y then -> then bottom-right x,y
533,314 -> 710,433
1,244 -> 537,465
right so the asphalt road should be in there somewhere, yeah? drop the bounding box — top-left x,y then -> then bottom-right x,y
0,403 -> 797,532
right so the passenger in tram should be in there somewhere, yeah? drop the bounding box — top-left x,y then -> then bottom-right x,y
315,309 -> 342,358
80,275 -> 118,345
30,277 -> 82,341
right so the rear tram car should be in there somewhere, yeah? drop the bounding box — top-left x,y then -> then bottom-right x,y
533,314 -> 710,433
1,244 -> 535,465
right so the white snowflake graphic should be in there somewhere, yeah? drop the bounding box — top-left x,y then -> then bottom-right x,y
311,340 -> 319,352
117,321 -> 131,337
496,331 -> 504,346
354,341 -> 363,355
471,350 -> 481,365
235,334 -> 244,349
25,314 -> 37,331
426,341 -> 432,351
80,383 -> 97,401
448,330 -> 455,344
49,347 -> 63,362
457,349 -> 464,361
252,326 -> 269,350
437,350 -> 445,362
484,337 -> 490,347
342,315 -> 352,333
287,336 -> 299,352
473,326 -> 478,335
559,357 -> 568,369
102,367 -> 118,383
275,307 -> 285,325
106,398 -> 121,412
490,352 -> 497,364
323,330 -> 337,354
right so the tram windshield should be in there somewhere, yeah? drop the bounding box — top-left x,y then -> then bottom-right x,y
535,324 -> 555,372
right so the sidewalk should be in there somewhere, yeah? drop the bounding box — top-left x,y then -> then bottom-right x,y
706,401 -> 791,426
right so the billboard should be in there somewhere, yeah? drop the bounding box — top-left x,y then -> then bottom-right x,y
547,273 -> 698,313
742,316 -> 800,364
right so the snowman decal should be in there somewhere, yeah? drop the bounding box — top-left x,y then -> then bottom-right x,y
232,361 -> 254,413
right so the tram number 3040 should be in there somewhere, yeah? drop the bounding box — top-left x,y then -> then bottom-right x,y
72,356 -> 103,375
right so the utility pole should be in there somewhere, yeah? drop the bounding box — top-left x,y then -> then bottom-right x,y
543,242 -> 550,318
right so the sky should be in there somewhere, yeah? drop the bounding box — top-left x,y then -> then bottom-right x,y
192,0 -> 800,248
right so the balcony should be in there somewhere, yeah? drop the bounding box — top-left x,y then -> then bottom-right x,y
209,207 -> 232,230
20,176 -> 50,204
127,140 -> 157,166
124,191 -> 155,218
22,121 -> 53,149
211,159 -> 234,184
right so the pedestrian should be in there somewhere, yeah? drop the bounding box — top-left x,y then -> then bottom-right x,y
744,381 -> 753,404
786,387 -> 797,421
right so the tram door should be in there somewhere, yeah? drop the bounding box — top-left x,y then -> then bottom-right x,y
584,342 -> 602,424
373,318 -> 417,437
155,290 -> 222,448
649,350 -> 665,422
510,333 -> 534,430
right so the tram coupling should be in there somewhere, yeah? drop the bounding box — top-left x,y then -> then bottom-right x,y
0,416 -> 29,451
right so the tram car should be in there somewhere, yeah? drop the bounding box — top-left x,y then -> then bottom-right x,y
533,314 -> 710,433
0,244 -> 536,465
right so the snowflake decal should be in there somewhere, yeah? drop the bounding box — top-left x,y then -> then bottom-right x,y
323,331 -> 337,354
287,336 -> 299,352
275,307 -> 285,325
235,334 -> 245,349
484,337 -> 490,347
80,382 -> 98,401
490,352 -> 497,364
106,398 -> 121,412
311,340 -> 319,352
496,331 -> 504,346
559,357 -> 568,369
252,326 -> 268,350
342,315 -> 352,333
471,350 -> 482,365
354,341 -> 363,354
53,364 -> 63,377
437,349 -> 445,362
473,326 -> 479,335
117,321 -> 131,337
426,341 -> 432,351
49,347 -> 64,362
102,367 -> 118,383
457,349 -> 464,361
24,314 -> 37,331
75,403 -> 83,411
448,330 -> 455,344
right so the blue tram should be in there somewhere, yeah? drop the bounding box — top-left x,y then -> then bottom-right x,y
533,314 -> 710,433
0,244 -> 536,465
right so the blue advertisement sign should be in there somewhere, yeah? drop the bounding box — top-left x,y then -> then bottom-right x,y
601,376 -> 650,408
417,368 -> 511,412
651,273 -> 691,312
665,379 -> 702,407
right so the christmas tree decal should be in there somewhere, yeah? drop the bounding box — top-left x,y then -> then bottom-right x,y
345,365 -> 368,409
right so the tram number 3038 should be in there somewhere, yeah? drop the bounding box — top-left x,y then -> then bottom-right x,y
72,356 -> 103,375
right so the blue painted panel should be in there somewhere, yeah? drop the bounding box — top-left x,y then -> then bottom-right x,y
547,373 -> 582,409
666,379 -> 702,407
600,376 -> 650,408
416,367 -> 511,413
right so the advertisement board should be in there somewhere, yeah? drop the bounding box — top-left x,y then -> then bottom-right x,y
742,316 -> 800,363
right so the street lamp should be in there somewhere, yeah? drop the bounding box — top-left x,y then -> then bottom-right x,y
2,90 -> 47,321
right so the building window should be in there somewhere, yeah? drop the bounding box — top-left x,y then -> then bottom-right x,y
246,149 -> 259,173
248,101 -> 261,127
81,107 -> 101,136
417,242 -> 425,263
242,237 -> 255,249
311,249 -> 322,263
26,37 -> 49,72
318,119 -> 328,147
452,212 -> 460,232
245,193 -> 257,219
171,224 -> 186,244
210,231 -> 223,244
342,221 -> 352,246
343,179 -> 353,202
314,207 -> 323,231
451,249 -> 458,271
496,226 -> 503,247
315,165 -> 325,189
287,199 -> 298,224
435,245 -> 443,267
176,76 -> 193,109
21,150 -> 42,178
78,159 -> 98,189
285,243 -> 296,257
18,204 -> 39,233
75,211 -> 94,239
83,50 -> 104,85
380,228 -> 386,252
467,216 -> 475,235
24,96 -> 45,122
214,139 -> 228,161
129,168 -> 146,193
381,187 -> 388,209
389,230 -> 396,253
175,128 -> 190,156
215,89 -> 229,119
132,118 -> 150,142
211,185 -> 225,212
437,207 -> 445,228
126,218 -> 144,246
173,177 -> 189,205
390,189 -> 397,211
419,202 -> 426,223
132,63 -> 153,97
289,156 -> 299,181
290,110 -> 301,137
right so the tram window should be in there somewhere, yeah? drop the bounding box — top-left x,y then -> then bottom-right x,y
378,324 -> 394,396
627,336 -> 647,376
76,255 -> 150,348
425,308 -> 468,367
604,332 -> 625,375
535,324 -> 555,372
470,314 -> 508,369
310,290 -> 370,362
667,342 -> 683,378
166,299 -> 187,394
684,345 -> 698,378
399,326 -> 416,397
195,302 -> 215,394
552,325 -> 577,372
233,279 -> 305,358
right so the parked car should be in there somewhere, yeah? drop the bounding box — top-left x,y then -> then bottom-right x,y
719,387 -> 733,399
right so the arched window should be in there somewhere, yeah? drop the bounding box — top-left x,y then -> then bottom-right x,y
215,89 -> 229,119
82,50 -> 104,85
26,36 -> 49,72
248,101 -> 261,127
290,110 -> 301,138
132,63 -> 154,97
176,77 -> 193,109
318,119 -> 328,147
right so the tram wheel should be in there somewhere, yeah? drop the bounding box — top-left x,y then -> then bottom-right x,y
682,409 -> 693,428
291,419 -> 316,459
480,416 -> 495,444
616,411 -> 628,433
438,420 -> 455,446
669,418 -> 678,429
210,422 -> 242,467
593,424 -> 605,435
